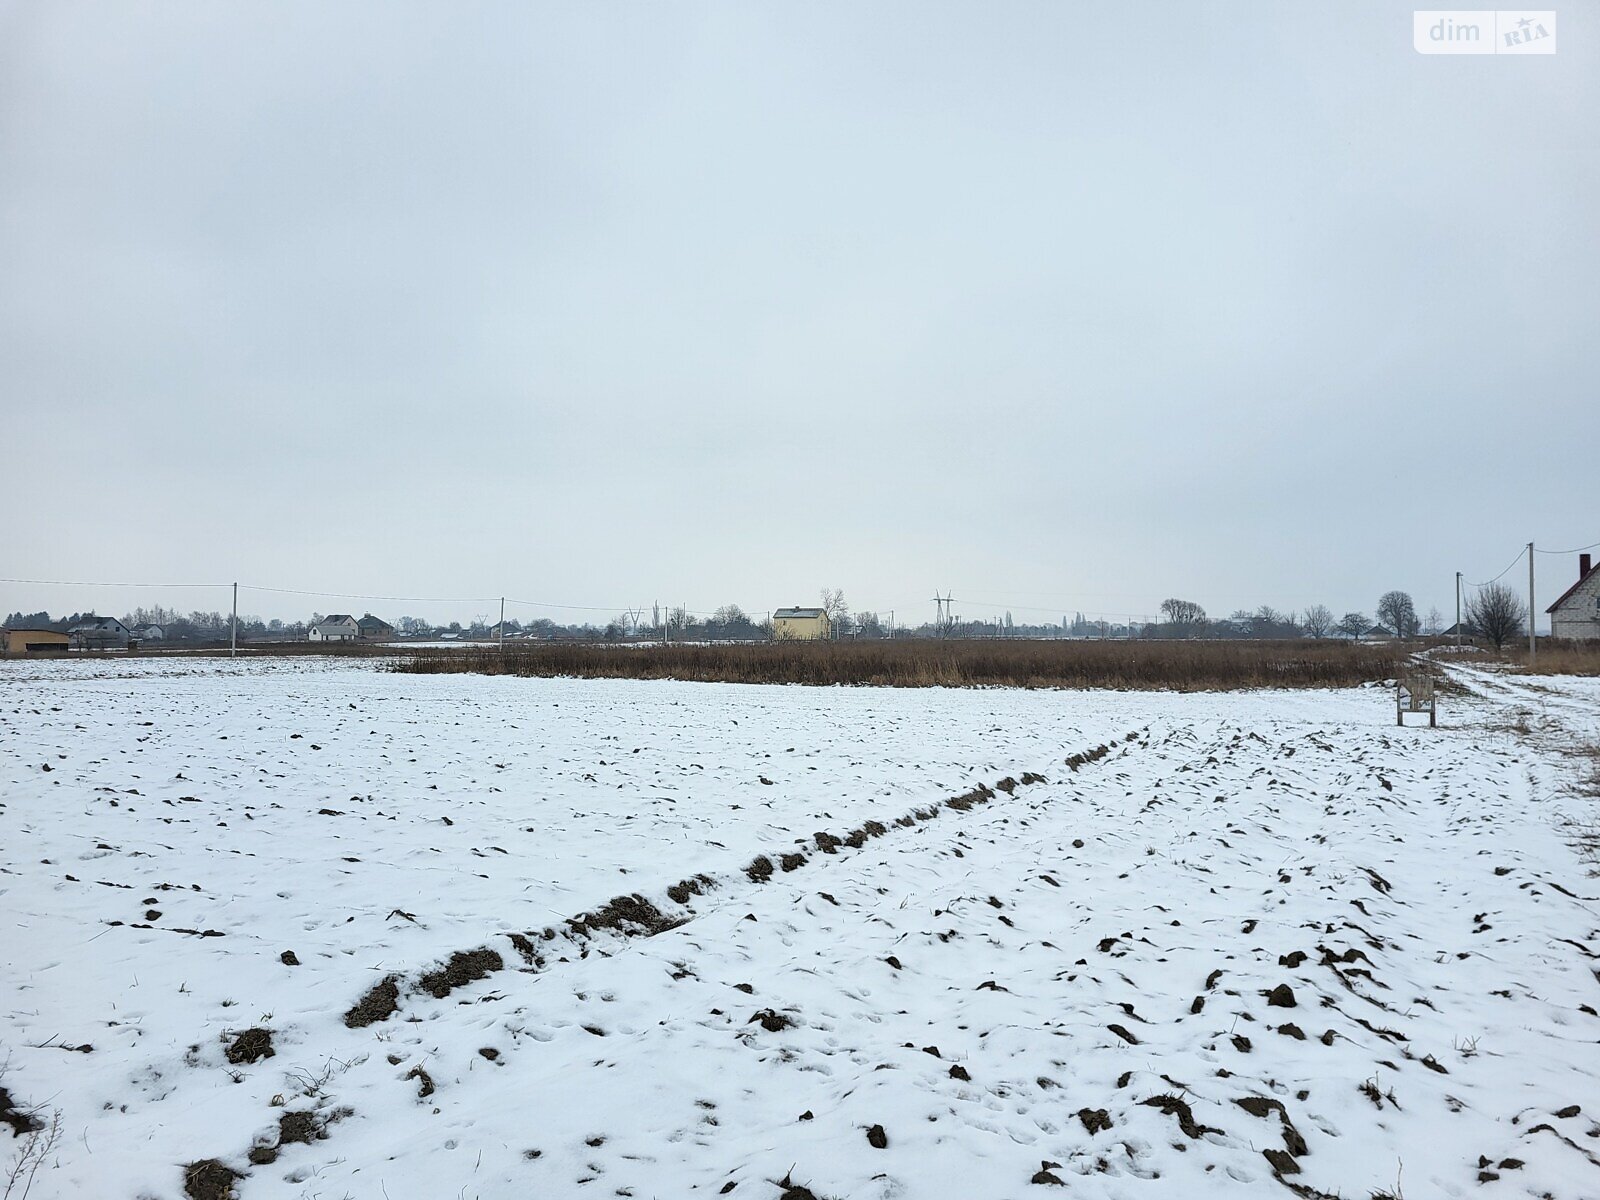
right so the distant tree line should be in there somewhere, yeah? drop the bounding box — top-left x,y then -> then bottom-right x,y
5,584 -> 1526,646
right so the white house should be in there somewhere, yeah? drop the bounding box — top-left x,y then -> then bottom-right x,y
68,616 -> 131,651
1546,553 -> 1600,640
131,624 -> 164,641
308,614 -> 361,643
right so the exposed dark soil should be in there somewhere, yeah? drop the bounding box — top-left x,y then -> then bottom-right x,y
0,1086 -> 42,1136
568,894 -> 684,938
1141,1093 -> 1222,1139
946,784 -> 995,812
343,974 -> 401,1028
405,1064 -> 435,1098
278,1110 -> 323,1145
279,950 -> 300,966
1078,1107 -> 1113,1134
418,947 -> 504,999
666,874 -> 714,905
865,1124 -> 888,1149
224,1027 -> 274,1065
745,855 -> 775,883
183,1159 -> 241,1200
749,1009 -> 794,1032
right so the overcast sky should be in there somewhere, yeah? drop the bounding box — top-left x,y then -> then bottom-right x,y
2,2 -> 1595,628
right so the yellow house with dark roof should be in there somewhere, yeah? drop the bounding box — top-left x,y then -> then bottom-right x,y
772,607 -> 830,641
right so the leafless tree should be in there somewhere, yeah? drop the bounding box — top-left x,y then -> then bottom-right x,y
1301,604 -> 1334,638
1376,591 -> 1419,639
1466,582 -> 1527,650
1160,598 -> 1206,626
1337,611 -> 1368,640
1423,606 -> 1444,637
820,588 -> 850,626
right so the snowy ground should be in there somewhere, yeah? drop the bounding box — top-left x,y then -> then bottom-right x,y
2,657 -> 1597,1200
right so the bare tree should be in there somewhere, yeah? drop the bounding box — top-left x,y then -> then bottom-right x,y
820,588 -> 850,630
1376,591 -> 1419,639
1423,606 -> 1444,637
1160,598 -> 1206,626
1466,582 -> 1527,650
1301,604 -> 1334,638
1337,611 -> 1368,640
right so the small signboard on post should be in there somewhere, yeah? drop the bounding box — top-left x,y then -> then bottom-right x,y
1396,669 -> 1437,727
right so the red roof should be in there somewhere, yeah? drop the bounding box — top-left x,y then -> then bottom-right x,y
1546,560 -> 1600,614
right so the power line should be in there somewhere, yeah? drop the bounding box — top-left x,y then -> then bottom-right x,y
1466,549 -> 1526,589
1533,539 -> 1600,555
240,584 -> 502,604
0,576 -> 228,589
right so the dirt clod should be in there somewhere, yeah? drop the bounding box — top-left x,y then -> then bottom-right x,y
183,1159 -> 242,1200
749,1009 -> 793,1032
865,1124 -> 888,1148
1266,984 -> 1297,1007
1263,1148 -> 1301,1175
279,950 -> 300,966
405,1064 -> 435,1098
224,1027 -> 274,1064
278,1110 -> 322,1145
745,856 -> 775,883
344,975 -> 401,1028
1141,1093 -> 1220,1139
1078,1108 -> 1113,1134
0,1087 -> 43,1136
418,947 -> 504,998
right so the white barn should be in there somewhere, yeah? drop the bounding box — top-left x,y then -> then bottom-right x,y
308,614 -> 361,643
1546,553 -> 1600,640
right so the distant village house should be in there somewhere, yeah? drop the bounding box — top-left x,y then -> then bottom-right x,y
357,615 -> 396,640
68,615 -> 131,651
1546,553 -> 1600,640
308,614 -> 361,643
772,607 -> 831,641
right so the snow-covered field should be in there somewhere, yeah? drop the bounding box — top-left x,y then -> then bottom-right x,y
2,657 -> 1597,1200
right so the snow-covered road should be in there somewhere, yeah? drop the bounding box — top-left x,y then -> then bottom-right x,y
2,658 -> 1596,1199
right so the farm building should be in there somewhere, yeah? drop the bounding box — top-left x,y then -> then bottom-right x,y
68,616 -> 131,650
1546,553 -> 1600,640
357,615 -> 396,640
131,624 -> 165,641
308,615 -> 361,643
772,607 -> 831,641
2,627 -> 69,655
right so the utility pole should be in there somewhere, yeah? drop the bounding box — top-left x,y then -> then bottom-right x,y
230,582 -> 237,658
499,597 -> 505,653
1528,542 -> 1536,665
1455,572 -> 1462,648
